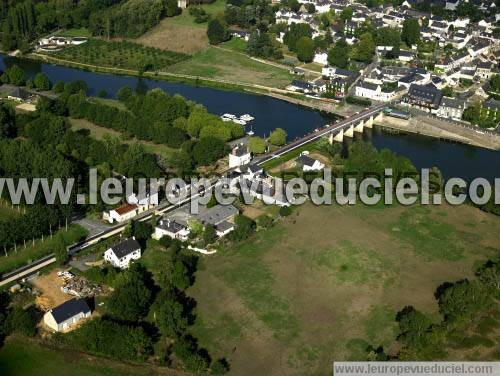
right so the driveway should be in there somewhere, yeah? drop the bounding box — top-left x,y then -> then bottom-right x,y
73,218 -> 111,237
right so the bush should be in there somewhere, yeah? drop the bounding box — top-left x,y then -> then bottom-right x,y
345,96 -> 372,106
5,307 -> 37,337
257,215 -> 274,228
279,205 -> 292,217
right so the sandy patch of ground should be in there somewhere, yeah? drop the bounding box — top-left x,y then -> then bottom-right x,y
32,269 -> 71,311
16,103 -> 36,112
135,20 -> 208,54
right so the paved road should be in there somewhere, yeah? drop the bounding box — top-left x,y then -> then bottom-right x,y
256,103 -> 388,165
0,104 -> 389,284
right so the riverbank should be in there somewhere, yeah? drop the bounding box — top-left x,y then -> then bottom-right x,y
374,114 -> 500,151
6,52 -> 500,151
27,52 -> 356,117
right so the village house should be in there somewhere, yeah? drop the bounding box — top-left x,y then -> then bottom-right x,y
295,154 -> 325,171
355,80 -> 405,102
475,61 -> 495,80
103,202 -> 141,224
7,87 -> 29,102
437,97 -> 466,120
229,144 -> 252,168
288,80 -> 315,94
481,98 -> 500,119
403,84 -> 443,112
195,204 -> 239,237
153,218 -> 190,241
104,237 -> 141,269
43,298 -> 91,332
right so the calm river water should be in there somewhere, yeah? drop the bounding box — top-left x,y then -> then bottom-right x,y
1,55 -> 499,183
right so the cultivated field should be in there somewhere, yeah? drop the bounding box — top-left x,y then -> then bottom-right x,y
188,202 -> 500,375
136,20 -> 209,54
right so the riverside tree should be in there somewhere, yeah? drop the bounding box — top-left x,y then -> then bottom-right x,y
268,128 -> 287,146
247,136 -> 266,154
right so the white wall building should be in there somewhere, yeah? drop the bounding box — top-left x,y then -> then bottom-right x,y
43,298 -> 91,332
229,144 -> 251,168
154,218 -> 191,241
104,238 -> 142,269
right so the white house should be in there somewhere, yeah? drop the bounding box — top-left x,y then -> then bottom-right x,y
437,97 -> 466,120
355,80 -> 403,102
313,51 -> 328,65
229,144 -> 251,168
295,155 -> 325,171
104,238 -> 141,269
103,203 -> 141,224
154,218 -> 190,241
43,298 -> 91,332
127,189 -> 159,208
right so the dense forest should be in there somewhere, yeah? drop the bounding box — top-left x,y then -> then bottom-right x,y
0,0 -> 180,50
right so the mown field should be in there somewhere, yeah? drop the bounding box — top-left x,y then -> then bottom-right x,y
188,202 -> 500,375
167,46 -> 293,88
0,337 -> 183,376
135,0 -> 227,54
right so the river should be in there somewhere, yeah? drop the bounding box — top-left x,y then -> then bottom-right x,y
1,55 -> 499,183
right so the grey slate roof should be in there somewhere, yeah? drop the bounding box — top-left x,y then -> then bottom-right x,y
296,155 -> 317,167
407,84 -> 443,108
110,238 -> 141,259
196,204 -> 238,226
50,298 -> 90,324
440,97 -> 465,109
157,218 -> 186,233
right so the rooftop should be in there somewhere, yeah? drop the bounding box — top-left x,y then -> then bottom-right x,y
109,238 -> 141,259
196,204 -> 238,226
50,298 -> 90,324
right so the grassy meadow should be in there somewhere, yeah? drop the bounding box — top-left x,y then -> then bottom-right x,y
187,202 -> 500,375
0,337 -> 179,376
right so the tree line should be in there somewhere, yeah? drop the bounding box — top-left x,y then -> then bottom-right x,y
366,255 -> 499,360
64,239 -> 230,374
0,0 -> 181,51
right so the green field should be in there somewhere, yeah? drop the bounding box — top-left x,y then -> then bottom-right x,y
167,46 -> 293,88
0,225 -> 88,275
0,337 -> 157,376
58,28 -> 92,38
187,202 -> 500,375
169,0 -> 227,27
51,39 -> 189,72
